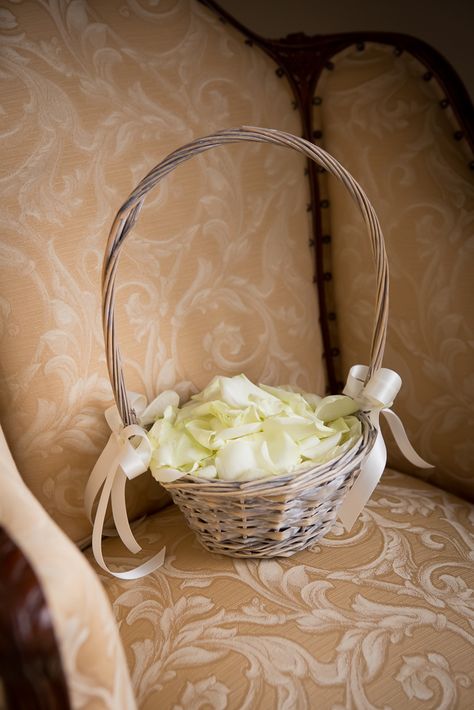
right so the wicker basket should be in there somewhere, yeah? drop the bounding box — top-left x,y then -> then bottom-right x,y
102,126 -> 387,558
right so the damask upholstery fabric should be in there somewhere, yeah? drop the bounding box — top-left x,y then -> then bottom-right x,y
0,425 -> 136,710
0,0 -> 324,543
315,44 -> 474,501
84,469 -> 474,710
3,6 -> 473,708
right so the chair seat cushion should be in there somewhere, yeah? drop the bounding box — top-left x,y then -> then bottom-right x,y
84,470 -> 474,709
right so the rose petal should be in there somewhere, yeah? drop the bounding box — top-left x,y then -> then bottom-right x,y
263,416 -> 317,442
185,420 -> 215,449
300,432 -> 342,460
192,465 -> 217,480
264,429 -> 300,474
315,395 -> 359,422
140,390 -> 180,426
215,437 -> 261,480
149,465 -> 186,483
260,384 -> 314,416
154,423 -> 210,469
146,375 -> 360,483
214,421 -> 262,445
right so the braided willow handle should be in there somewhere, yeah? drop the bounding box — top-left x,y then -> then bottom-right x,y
102,126 -> 389,425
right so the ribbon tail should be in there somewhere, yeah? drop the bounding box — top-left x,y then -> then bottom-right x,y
84,434 -> 119,522
111,472 -> 141,554
86,421 -> 165,579
381,409 -> 434,469
337,431 -> 387,532
336,365 -> 433,534
91,466 -> 166,580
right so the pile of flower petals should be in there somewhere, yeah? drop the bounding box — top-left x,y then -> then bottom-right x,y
147,374 -> 360,483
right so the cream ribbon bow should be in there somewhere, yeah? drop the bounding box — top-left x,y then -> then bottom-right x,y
84,390 -> 178,579
337,365 -> 433,531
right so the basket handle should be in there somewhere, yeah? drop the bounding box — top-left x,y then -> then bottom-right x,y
102,126 -> 389,425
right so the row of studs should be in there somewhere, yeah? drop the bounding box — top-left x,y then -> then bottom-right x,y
283,41 -> 472,390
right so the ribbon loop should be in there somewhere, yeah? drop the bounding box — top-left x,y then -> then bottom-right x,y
118,425 -> 152,480
362,368 -> 402,408
338,365 -> 433,531
343,365 -> 402,410
84,392 -> 171,579
342,364 -> 368,400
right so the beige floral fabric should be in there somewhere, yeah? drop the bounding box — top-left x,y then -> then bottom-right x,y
2,8 -> 474,709
0,424 -> 136,710
315,44 -> 474,501
0,0 -> 323,543
84,469 -> 474,709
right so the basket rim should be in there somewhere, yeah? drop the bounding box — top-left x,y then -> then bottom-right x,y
157,411 -> 377,497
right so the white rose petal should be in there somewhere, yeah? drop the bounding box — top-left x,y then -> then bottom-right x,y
146,374 -> 360,483
140,390 -> 180,426
193,465 -> 217,480
214,421 -> 262,446
219,374 -> 280,409
264,429 -> 300,474
315,395 -> 359,422
149,465 -> 185,483
300,432 -> 342,460
215,437 -> 261,480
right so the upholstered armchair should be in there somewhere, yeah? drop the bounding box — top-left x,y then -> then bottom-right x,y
1,1 -> 473,708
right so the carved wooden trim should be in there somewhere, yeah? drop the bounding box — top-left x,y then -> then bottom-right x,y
0,526 -> 71,710
200,0 -> 474,392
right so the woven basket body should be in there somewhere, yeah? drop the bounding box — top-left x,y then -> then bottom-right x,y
163,414 -> 375,557
102,127 -> 388,558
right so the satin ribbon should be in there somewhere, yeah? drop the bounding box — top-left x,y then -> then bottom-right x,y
84,391 -> 178,579
337,365 -> 433,531
86,369 -> 432,577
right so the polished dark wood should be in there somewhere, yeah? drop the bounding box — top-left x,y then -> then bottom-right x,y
200,0 -> 474,392
0,526 -> 71,710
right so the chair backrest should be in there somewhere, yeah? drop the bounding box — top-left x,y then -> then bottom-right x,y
2,1 -> 472,549
0,0 -> 324,543
316,42 -> 474,501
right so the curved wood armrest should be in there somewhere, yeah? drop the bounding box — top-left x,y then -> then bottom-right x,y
0,526 -> 70,710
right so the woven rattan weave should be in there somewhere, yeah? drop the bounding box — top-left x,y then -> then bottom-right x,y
101,127 -> 386,557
